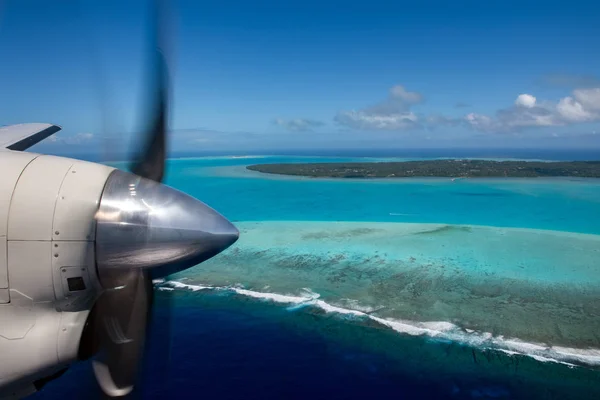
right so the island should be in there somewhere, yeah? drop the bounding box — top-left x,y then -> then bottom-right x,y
246,160 -> 600,178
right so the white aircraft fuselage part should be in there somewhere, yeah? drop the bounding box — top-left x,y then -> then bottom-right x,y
0,151 -> 114,398
0,123 -> 239,398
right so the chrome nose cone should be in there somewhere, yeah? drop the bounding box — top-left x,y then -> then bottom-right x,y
95,170 -> 238,284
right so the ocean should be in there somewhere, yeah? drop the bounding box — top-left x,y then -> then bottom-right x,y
34,150 -> 600,399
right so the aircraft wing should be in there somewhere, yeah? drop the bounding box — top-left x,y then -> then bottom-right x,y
0,123 -> 61,151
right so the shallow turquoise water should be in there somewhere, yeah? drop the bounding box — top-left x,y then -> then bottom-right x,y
35,155 -> 600,399
163,156 -> 600,234
157,156 -> 600,361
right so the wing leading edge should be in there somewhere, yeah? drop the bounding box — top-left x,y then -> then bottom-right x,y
0,123 -> 61,151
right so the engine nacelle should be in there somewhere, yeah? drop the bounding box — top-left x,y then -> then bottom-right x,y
0,150 -> 238,398
0,151 -> 114,396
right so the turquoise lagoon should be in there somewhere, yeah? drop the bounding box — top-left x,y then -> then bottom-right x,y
155,155 -> 600,398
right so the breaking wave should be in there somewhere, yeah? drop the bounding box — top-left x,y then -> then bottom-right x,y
156,279 -> 600,368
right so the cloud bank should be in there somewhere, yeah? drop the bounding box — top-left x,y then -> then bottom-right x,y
333,84 -> 600,134
48,132 -> 95,145
465,88 -> 600,133
273,118 -> 325,132
335,85 -> 422,131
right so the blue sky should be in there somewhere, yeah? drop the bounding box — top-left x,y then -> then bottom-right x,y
1,0 -> 600,154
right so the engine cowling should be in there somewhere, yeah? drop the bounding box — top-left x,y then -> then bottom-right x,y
0,152 -> 112,394
0,151 -> 238,396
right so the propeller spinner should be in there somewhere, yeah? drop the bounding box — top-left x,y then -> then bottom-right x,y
91,171 -> 239,397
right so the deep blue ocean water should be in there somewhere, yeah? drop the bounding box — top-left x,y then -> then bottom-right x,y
34,149 -> 600,399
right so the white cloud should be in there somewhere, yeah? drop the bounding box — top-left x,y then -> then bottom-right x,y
335,84 -> 423,131
573,88 -> 600,111
464,113 -> 495,131
515,94 -> 536,108
426,115 -> 462,127
554,88 -> 600,123
464,88 -> 600,133
273,118 -> 324,132
335,111 -> 418,130
499,104 -> 560,129
556,96 -> 595,122
67,133 -> 94,144
47,132 -> 95,145
389,85 -> 423,103
76,132 -> 94,141
333,84 -> 600,134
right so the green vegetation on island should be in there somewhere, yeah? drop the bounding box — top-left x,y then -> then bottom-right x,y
247,160 -> 600,178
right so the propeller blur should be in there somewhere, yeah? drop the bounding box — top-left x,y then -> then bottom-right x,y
0,0 -> 239,398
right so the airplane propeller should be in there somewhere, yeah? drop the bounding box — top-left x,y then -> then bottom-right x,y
85,1 -> 239,396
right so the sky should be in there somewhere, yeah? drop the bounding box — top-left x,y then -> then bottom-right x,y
1,0 -> 600,154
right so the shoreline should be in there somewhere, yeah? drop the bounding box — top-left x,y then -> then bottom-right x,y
175,221 -> 600,350
245,168 -> 600,181
156,279 -> 600,368
201,164 -> 600,185
246,159 -> 600,179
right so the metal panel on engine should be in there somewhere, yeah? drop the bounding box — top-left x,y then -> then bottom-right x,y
51,240 -> 99,364
7,241 -> 55,303
52,161 -> 113,241
0,151 -> 38,301
51,241 -> 98,312
0,151 -> 38,237
7,155 -> 73,241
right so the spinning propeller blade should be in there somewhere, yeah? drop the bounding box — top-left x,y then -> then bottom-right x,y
89,1 -> 238,396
